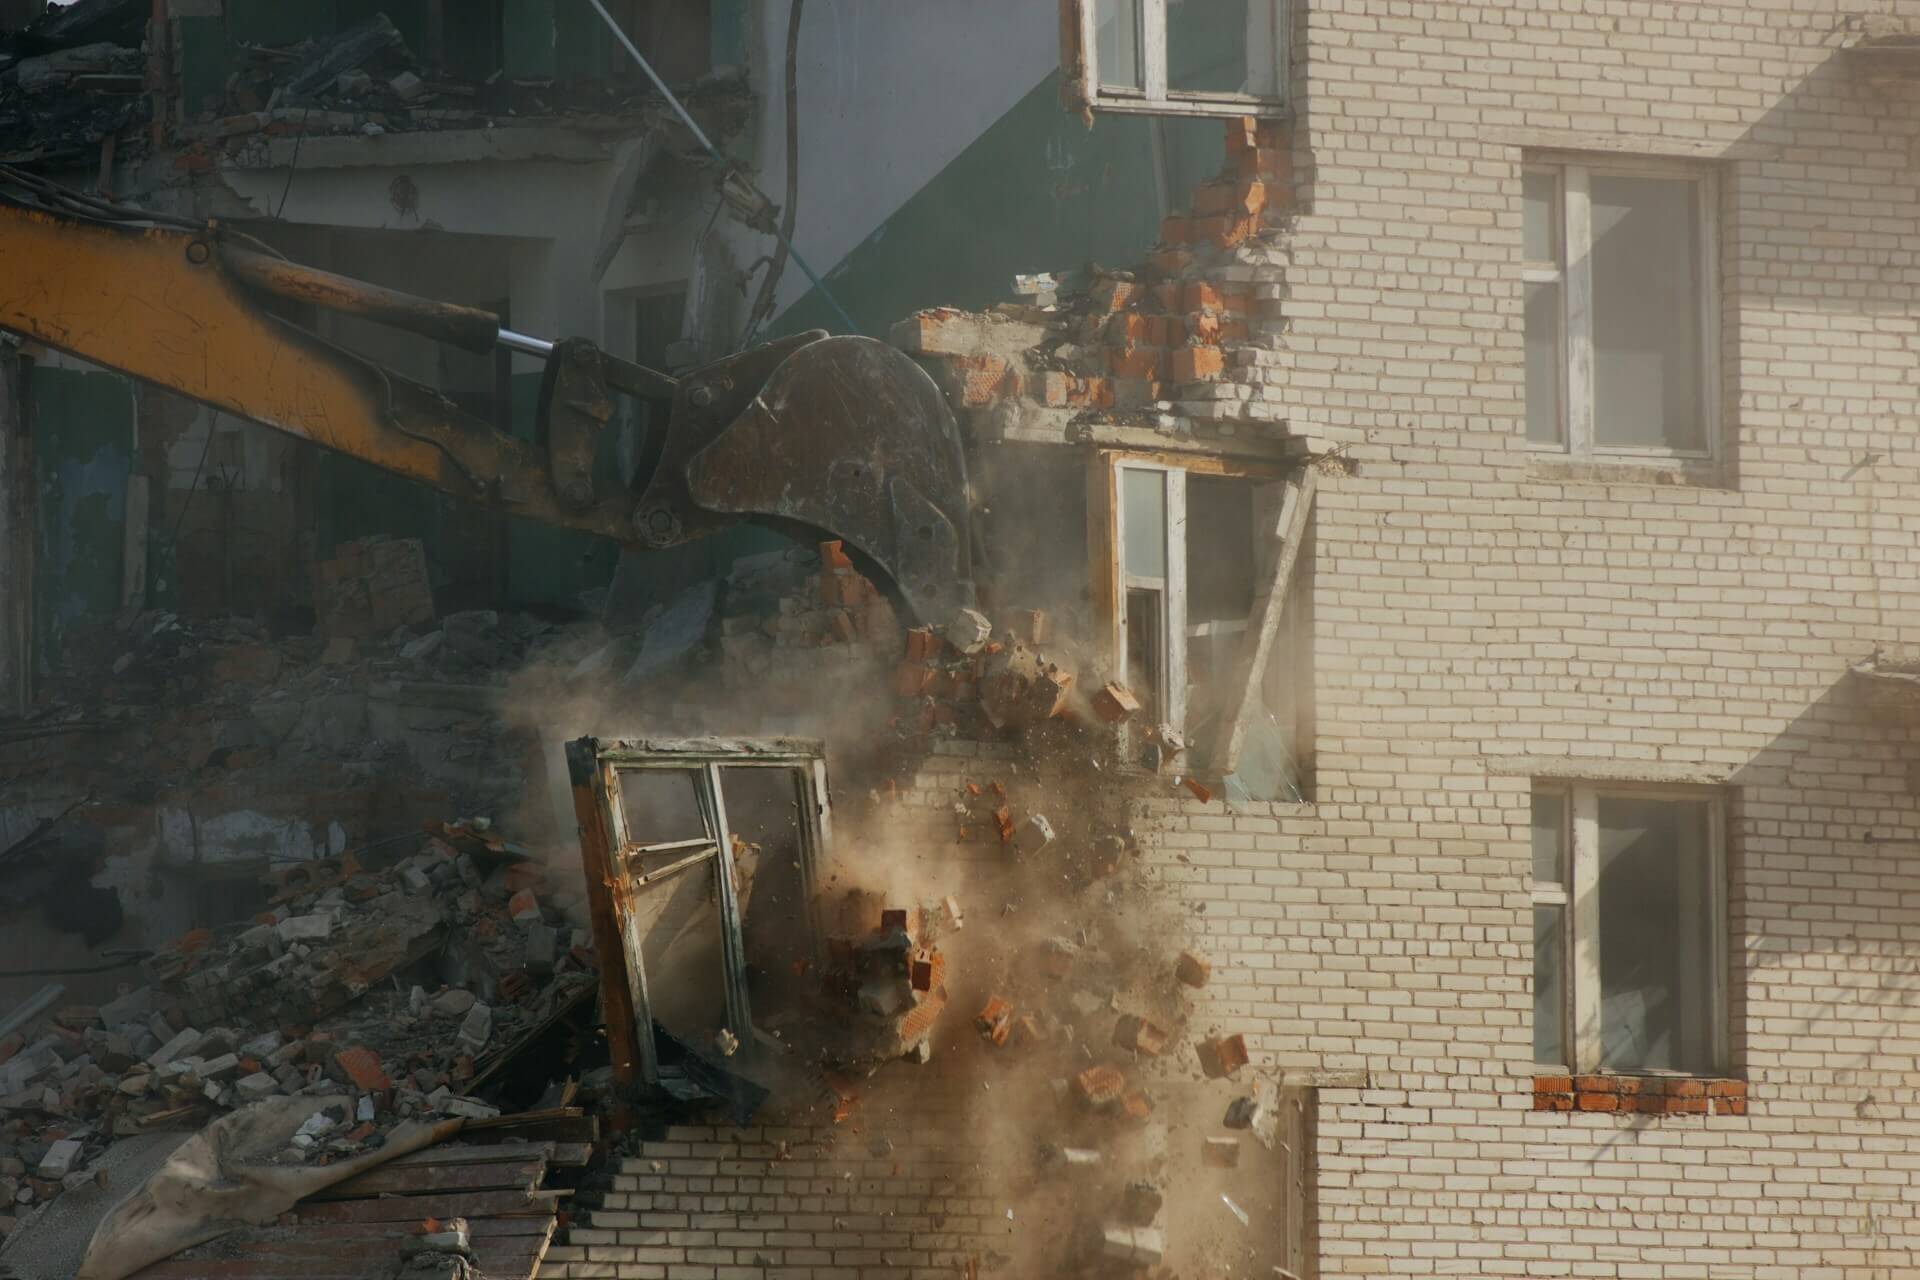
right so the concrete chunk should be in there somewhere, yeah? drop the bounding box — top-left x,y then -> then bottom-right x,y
35,1139 -> 82,1180
235,1071 -> 277,1101
277,913 -> 332,943
1101,1226 -> 1165,1266
455,1003 -> 491,1054
147,1027 -> 204,1068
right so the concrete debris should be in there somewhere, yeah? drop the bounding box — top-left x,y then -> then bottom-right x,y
1221,1193 -> 1251,1227
1102,1225 -> 1166,1266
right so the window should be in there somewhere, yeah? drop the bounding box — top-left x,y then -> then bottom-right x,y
1107,458 -> 1309,800
1074,0 -> 1289,116
1523,159 -> 1718,459
568,737 -> 829,1090
1532,785 -> 1727,1075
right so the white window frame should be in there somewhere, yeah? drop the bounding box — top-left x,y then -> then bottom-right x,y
1522,156 -> 1720,464
1078,0 -> 1290,118
1114,459 -> 1188,733
1531,782 -> 1729,1077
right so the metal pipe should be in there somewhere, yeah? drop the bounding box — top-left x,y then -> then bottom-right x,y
497,328 -> 556,358
580,0 -> 862,336
220,244 -> 506,354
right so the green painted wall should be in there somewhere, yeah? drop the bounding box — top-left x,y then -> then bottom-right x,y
771,71 -> 1223,339
32,368 -> 134,674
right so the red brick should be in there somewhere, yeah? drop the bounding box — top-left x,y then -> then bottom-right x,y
976,996 -> 1013,1046
1197,212 -> 1257,248
1148,314 -> 1184,347
1169,346 -> 1226,382
1109,345 -> 1163,379
506,889 -> 538,921
1220,290 -> 1254,315
1713,1097 -> 1748,1116
333,1046 -> 390,1092
1670,1079 -> 1707,1097
820,539 -> 854,571
1175,951 -> 1211,988
1093,681 -> 1142,723
1532,1075 -> 1574,1094
947,353 -> 1014,406
1706,1079 -> 1746,1098
1121,1090 -> 1154,1122
1196,1033 -> 1248,1079
1086,278 -> 1139,311
1572,1075 -> 1614,1094
892,661 -> 935,697
1184,282 -> 1225,311
1074,1064 -> 1127,1107
1182,775 -> 1214,803
1159,214 -> 1195,245
1150,247 -> 1193,276
1038,370 -> 1110,407
1533,1093 -> 1573,1112
1190,181 -> 1237,215
1189,311 -> 1223,345
1673,1097 -> 1709,1115
1236,179 -> 1268,218
1225,115 -> 1259,153
1574,1092 -> 1618,1112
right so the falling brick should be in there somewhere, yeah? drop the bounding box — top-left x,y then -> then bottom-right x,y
1074,1064 -> 1126,1107
977,996 -> 1013,1046
1203,1137 -> 1242,1168
1112,1014 -> 1169,1057
1092,682 -> 1142,723
1182,775 -> 1215,803
1197,1033 -> 1249,1079
1175,951 -> 1212,988
332,1045 -> 390,1092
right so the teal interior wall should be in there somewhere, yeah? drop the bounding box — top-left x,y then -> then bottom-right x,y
31,368 -> 134,674
770,72 -> 1223,339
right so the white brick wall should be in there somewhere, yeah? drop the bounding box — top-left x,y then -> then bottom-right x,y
1200,0 -> 1920,1274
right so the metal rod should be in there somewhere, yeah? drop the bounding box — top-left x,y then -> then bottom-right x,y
497,328 -> 556,357
580,0 -> 862,336
221,245 -> 505,354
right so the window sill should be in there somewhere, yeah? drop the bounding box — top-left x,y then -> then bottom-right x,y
1523,455 -> 1727,489
1533,1073 -> 1746,1116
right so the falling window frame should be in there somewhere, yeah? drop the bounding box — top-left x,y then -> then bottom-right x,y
1531,781 -> 1730,1077
566,736 -> 831,1088
1090,450 -> 1309,788
1070,0 -> 1292,118
1522,155 -> 1722,463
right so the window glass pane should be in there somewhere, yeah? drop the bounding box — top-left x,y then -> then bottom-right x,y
718,766 -> 815,1011
1095,0 -> 1143,90
619,768 -> 709,843
1522,170 -> 1556,263
1121,468 -> 1168,580
1590,174 -> 1707,453
1167,0 -> 1253,95
1531,791 -> 1565,884
1596,795 -> 1717,1073
1524,280 -> 1563,445
630,864 -> 730,1047
1534,904 -> 1567,1065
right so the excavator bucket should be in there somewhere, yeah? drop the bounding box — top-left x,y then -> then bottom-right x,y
619,333 -> 976,626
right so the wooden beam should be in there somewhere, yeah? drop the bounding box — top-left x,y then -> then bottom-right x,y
1211,465 -> 1316,776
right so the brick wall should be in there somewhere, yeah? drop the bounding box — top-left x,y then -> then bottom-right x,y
1198,1 -> 1920,1274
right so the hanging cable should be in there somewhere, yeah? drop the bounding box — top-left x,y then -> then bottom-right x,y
740,0 -> 804,346
580,0 -> 860,336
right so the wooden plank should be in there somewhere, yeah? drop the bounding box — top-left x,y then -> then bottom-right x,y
287,1188 -> 551,1223
314,1157 -> 543,1199
385,1140 -> 555,1168
1212,466 -> 1317,775
459,1106 -> 597,1143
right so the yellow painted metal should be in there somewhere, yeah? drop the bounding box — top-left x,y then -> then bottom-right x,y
0,203 -> 631,541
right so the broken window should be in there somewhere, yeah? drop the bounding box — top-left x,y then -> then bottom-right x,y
1070,0 -> 1289,117
568,737 -> 828,1089
1523,158 -> 1718,460
1532,784 -> 1727,1075
1106,457 -> 1309,799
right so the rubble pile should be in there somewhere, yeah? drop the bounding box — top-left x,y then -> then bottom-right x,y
0,818 -> 595,1244
0,38 -> 148,166
171,13 -> 753,168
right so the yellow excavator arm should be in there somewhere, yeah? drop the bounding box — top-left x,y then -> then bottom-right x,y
0,178 -> 975,623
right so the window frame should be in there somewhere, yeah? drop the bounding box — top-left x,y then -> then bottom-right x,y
1077,0 -> 1291,118
568,736 -> 831,1089
1094,451 -> 1300,756
1530,781 -> 1730,1077
1521,155 -> 1721,464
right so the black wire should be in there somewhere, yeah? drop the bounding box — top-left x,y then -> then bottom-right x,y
275,106 -> 312,219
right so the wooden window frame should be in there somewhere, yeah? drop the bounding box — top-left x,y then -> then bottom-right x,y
567,736 -> 831,1088
1530,781 -> 1730,1077
1522,155 -> 1721,464
1076,0 -> 1290,118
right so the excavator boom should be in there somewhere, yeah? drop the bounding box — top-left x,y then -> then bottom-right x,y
0,188 -> 974,623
